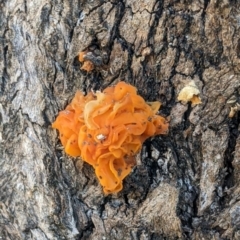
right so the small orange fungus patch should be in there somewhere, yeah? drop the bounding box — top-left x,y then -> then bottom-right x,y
79,51 -> 94,72
52,81 -> 169,194
177,81 -> 201,106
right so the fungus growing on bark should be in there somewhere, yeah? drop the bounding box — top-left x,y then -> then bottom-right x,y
177,80 -> 201,105
229,105 -> 240,118
52,81 -> 169,194
79,51 -> 94,72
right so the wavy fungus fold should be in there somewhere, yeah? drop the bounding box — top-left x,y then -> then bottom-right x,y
52,81 -> 168,194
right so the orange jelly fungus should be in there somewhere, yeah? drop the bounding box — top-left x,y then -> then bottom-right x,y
52,81 -> 169,194
79,51 -> 94,72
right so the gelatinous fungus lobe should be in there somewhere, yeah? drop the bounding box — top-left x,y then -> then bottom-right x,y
52,81 -> 169,194
78,51 -> 94,72
177,80 -> 201,106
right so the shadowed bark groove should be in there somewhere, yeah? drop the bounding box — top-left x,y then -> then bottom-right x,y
1,0 -> 240,239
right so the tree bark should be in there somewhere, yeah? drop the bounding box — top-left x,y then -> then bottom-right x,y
1,0 -> 240,239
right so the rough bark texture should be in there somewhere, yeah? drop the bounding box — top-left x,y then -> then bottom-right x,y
1,0 -> 240,239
